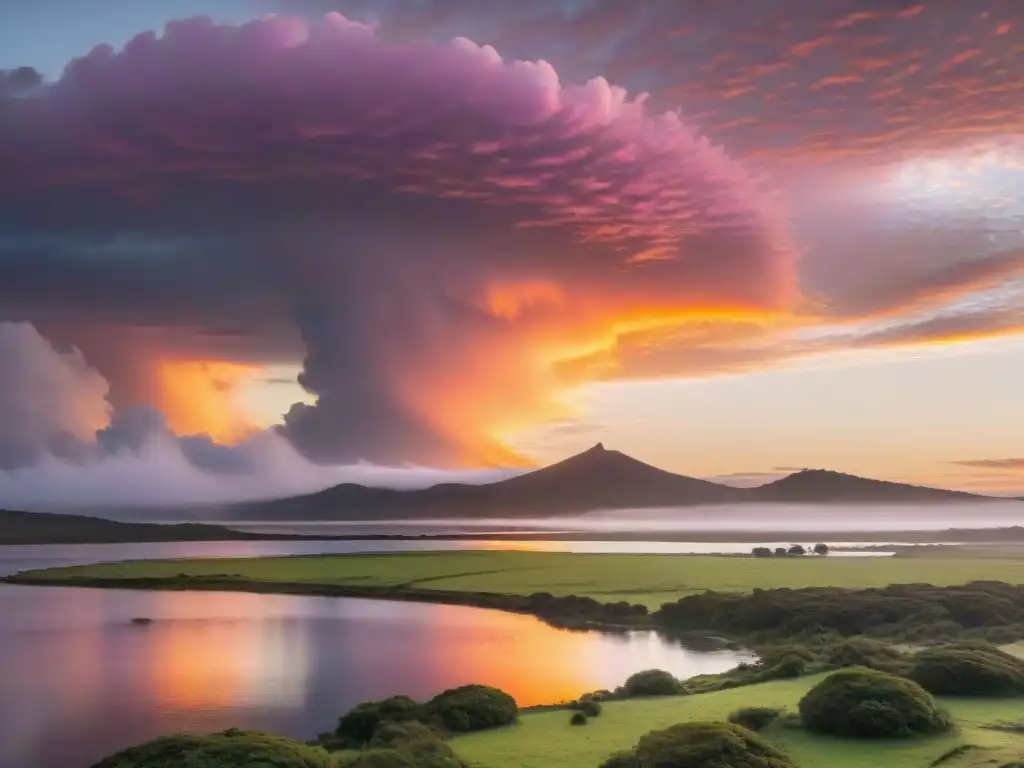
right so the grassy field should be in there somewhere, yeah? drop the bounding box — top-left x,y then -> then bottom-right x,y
451,674 -> 1024,768
14,550 -> 1024,608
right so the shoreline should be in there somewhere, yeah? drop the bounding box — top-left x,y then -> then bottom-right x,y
2,572 -> 715,642
7,524 -> 1024,547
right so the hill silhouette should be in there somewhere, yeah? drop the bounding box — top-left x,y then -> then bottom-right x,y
0,507 -> 285,545
746,469 -> 984,504
234,443 -> 1004,520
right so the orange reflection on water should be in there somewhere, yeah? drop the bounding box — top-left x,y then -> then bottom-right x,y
143,591 -> 309,711
412,603 -> 606,705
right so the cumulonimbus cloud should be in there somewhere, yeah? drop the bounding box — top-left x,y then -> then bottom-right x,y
0,322 -> 518,510
0,13 -> 798,467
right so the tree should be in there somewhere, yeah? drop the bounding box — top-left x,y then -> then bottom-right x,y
752,547 -> 773,558
814,542 -> 830,556
788,544 -> 806,556
774,547 -> 788,557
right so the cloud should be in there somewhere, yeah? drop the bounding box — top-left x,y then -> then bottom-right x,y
273,0 -> 1024,163
0,323 -> 110,468
0,66 -> 42,95
0,322 -> 517,510
0,14 -> 796,466
951,458 -> 1024,470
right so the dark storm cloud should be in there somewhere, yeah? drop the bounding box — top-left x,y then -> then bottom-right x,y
0,13 -> 796,465
0,66 -> 42,94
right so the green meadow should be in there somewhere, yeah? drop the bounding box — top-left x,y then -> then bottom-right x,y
14,550 -> 1024,608
451,675 -> 1024,768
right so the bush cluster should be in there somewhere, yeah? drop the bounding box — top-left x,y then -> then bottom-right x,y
335,695 -> 423,748
621,669 -> 685,697
333,684 -> 517,750
728,707 -> 785,732
798,667 -> 951,738
909,646 -> 1024,696
428,684 -> 518,733
522,592 -> 648,627
90,729 -> 335,768
601,721 -> 794,768
572,699 -> 602,717
823,637 -> 909,674
341,721 -> 463,768
654,580 -> 1024,642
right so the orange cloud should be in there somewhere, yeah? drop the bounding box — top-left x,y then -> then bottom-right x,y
156,359 -> 257,443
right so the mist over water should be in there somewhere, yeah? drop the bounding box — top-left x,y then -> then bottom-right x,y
220,501 -> 1024,535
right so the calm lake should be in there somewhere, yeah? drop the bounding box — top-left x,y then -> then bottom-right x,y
0,540 -> 758,768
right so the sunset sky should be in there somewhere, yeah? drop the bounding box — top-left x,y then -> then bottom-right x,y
0,0 -> 1022,505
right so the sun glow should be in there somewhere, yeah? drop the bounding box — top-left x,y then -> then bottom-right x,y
156,359 -> 258,443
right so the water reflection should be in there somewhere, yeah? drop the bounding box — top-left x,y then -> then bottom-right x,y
0,582 -> 751,768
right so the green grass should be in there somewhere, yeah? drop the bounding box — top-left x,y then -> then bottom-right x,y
16,551 -> 1024,608
450,675 -> 1024,768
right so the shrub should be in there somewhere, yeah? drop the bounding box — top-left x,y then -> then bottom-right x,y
759,645 -> 818,666
598,752 -> 638,768
752,547 -> 773,558
622,669 -> 685,697
773,547 -> 788,557
814,543 -> 830,556
825,637 -> 908,673
627,721 -> 795,768
799,667 -> 951,738
90,729 -> 335,768
427,684 -> 517,732
343,749 -> 418,768
336,695 -> 423,747
654,581 -> 1024,643
728,707 -> 784,732
570,712 -> 588,726
362,722 -> 462,768
761,654 -> 807,679
575,699 -> 602,717
909,648 -> 1024,696
788,545 -> 806,556
367,721 -> 443,749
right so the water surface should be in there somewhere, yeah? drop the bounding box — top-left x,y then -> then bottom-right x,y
0,542 -> 752,768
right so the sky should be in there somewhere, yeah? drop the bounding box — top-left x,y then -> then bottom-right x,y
0,0 -> 1022,507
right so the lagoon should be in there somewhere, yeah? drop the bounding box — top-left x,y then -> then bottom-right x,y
0,541 -> 753,768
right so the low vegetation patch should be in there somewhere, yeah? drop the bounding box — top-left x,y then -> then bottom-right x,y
328,684 -> 517,756
798,668 -> 951,738
910,646 -> 1024,697
621,669 -> 686,697
655,580 -> 1024,644
570,712 -> 588,726
334,695 -> 424,748
90,729 -> 335,768
603,721 -> 795,768
428,684 -> 518,733
572,699 -> 602,717
728,707 -> 785,732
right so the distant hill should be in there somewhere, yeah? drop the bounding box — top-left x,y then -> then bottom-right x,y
236,443 -> 747,520
745,469 -> 985,504
0,508 -> 295,545
233,443 -> 1004,520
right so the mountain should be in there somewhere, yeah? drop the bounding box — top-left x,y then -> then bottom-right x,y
236,443 -> 747,520
233,444 -> 1004,520
0,508 -> 302,545
745,469 -> 985,504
